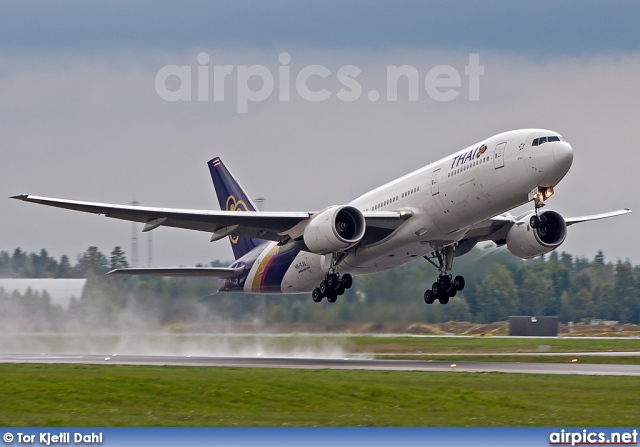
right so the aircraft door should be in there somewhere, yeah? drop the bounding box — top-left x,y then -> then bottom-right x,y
431,169 -> 440,195
494,142 -> 506,169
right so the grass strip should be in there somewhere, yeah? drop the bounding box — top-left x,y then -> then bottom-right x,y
345,336 -> 640,354
377,354 -> 640,364
0,364 -> 638,427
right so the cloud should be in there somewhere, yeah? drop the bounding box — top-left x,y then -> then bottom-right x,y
2,1 -> 640,55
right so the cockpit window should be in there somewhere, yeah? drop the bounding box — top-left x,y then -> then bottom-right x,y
533,137 -> 545,146
532,135 -> 561,146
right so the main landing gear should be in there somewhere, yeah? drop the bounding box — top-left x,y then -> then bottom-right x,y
423,274 -> 465,305
312,252 -> 353,303
423,246 -> 465,305
311,273 -> 353,303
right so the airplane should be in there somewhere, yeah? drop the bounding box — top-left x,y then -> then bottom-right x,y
12,129 -> 631,305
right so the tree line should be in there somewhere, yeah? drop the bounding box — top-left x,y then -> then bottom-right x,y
0,246 -> 128,278
0,245 -> 639,331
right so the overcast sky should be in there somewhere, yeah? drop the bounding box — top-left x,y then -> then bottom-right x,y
1,1 -> 638,267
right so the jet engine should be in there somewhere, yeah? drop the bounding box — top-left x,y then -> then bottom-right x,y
303,205 -> 366,254
506,210 -> 567,259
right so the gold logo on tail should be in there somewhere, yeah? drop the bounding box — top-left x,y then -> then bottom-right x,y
226,195 -> 248,244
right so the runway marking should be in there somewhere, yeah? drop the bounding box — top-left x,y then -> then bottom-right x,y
1,353 -> 640,376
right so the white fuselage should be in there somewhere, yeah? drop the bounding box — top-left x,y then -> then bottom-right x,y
235,129 -> 573,294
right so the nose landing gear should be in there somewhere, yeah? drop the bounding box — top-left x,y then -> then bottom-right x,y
529,186 -> 554,228
423,246 -> 465,305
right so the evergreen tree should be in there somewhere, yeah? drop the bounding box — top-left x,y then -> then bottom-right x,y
75,247 -> 109,277
0,251 -> 12,277
614,261 -> 638,324
592,281 -> 614,320
109,246 -> 129,270
519,270 -> 552,316
565,287 -> 594,322
478,264 -> 518,322
2,244 -> 640,326
11,248 -> 27,276
58,255 -> 73,278
559,252 -> 574,274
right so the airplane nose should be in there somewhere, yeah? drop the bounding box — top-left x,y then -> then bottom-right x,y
553,141 -> 573,169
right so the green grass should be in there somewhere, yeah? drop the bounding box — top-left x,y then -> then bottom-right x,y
345,335 -> 640,354
1,364 -> 639,426
378,354 -> 640,364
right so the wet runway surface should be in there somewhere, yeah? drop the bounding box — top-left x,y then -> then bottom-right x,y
1,353 -> 639,376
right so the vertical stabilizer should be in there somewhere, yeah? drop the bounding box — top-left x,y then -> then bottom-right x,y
208,157 -> 262,260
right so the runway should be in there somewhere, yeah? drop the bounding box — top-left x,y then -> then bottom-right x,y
1,353 -> 639,376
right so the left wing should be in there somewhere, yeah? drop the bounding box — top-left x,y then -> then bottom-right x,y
563,209 -> 632,226
461,208 -> 632,247
11,194 -> 407,247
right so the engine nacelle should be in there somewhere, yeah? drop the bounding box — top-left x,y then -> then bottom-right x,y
506,210 -> 567,259
303,205 -> 366,254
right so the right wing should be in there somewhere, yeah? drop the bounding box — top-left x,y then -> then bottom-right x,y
11,195 -> 408,247
12,194 -> 310,243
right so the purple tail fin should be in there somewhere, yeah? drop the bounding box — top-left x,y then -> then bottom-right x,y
208,157 -> 262,260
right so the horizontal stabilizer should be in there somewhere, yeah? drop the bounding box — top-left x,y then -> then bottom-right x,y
107,266 -> 244,277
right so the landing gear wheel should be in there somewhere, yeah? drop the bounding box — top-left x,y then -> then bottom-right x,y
422,246 -> 463,305
327,293 -> 338,303
424,289 -> 436,304
530,215 -> 540,228
454,275 -> 465,291
341,274 -> 353,289
319,280 -> 328,295
327,273 -> 339,290
336,285 -> 345,296
438,275 -> 451,290
312,288 -> 322,303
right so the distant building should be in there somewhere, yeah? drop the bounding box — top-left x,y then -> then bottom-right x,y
509,316 -> 558,336
589,319 -> 619,326
0,278 -> 87,310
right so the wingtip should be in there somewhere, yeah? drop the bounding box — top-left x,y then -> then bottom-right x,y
10,194 -> 29,200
